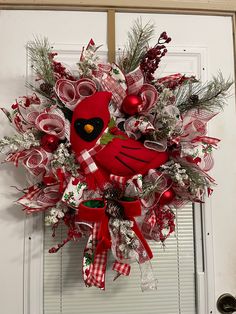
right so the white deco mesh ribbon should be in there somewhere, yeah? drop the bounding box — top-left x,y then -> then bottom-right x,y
109,217 -> 157,291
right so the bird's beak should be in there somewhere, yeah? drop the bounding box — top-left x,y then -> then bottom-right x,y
84,124 -> 94,134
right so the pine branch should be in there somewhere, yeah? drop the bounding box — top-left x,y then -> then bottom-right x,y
178,160 -> 210,187
25,82 -> 56,103
175,72 -> 233,113
140,178 -> 162,199
161,159 -> 212,196
117,18 -> 154,73
27,36 -> 55,85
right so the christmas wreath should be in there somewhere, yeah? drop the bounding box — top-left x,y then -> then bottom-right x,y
0,19 -> 232,291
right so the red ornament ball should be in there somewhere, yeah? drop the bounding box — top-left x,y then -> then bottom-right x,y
41,134 -> 60,153
122,94 -> 142,115
158,188 -> 175,206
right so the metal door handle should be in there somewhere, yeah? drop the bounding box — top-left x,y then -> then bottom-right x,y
217,294 -> 236,313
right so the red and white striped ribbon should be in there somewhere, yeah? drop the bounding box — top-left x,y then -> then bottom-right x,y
138,84 -> 158,113
126,67 -> 144,95
55,78 -> 97,110
100,74 -> 126,109
17,183 -> 61,213
22,148 -> 50,177
35,112 -> 65,139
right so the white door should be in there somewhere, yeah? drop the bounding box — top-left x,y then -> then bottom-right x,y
0,10 -> 235,314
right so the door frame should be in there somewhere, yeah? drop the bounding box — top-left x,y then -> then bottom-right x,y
0,0 -> 236,11
0,1 -> 235,88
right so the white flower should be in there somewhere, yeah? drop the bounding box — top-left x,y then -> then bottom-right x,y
44,203 -> 67,226
45,215 -> 58,225
57,211 -> 65,219
50,209 -> 57,216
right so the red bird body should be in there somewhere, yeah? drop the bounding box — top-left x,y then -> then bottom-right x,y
94,136 -> 168,177
70,91 -> 168,182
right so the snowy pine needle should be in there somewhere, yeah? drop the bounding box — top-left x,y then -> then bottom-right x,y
140,178 -> 163,199
25,82 -> 56,103
118,18 -> 154,73
27,37 -> 55,85
175,73 -> 233,113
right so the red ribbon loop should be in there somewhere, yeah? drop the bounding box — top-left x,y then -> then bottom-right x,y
119,199 -> 153,260
121,198 -> 142,218
76,199 -> 106,222
76,199 -> 111,253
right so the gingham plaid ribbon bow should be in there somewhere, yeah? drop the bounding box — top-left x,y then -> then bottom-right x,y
77,147 -> 101,175
83,223 -> 130,290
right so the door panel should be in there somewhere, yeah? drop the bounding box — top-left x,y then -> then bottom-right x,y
116,12 -> 236,314
0,10 -> 107,314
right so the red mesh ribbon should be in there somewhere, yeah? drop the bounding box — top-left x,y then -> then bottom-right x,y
9,94 -> 41,133
179,109 -> 220,173
138,84 -> 158,113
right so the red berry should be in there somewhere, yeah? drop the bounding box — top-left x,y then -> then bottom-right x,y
11,103 -> 18,110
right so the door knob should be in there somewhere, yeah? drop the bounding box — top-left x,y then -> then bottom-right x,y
217,294 -> 236,313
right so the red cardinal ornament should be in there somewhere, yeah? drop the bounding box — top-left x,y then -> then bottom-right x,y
70,91 -> 168,188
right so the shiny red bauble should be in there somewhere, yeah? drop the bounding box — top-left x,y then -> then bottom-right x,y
121,94 -> 142,115
158,188 -> 175,206
41,134 -> 60,153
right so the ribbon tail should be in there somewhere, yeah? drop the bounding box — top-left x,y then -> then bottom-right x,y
112,260 -> 131,280
86,169 -> 108,191
96,215 -> 111,254
139,260 -> 158,291
83,223 -> 108,290
86,251 -> 108,290
131,219 -> 153,260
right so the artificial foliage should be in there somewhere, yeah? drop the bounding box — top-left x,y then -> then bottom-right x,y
0,19 -> 232,291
